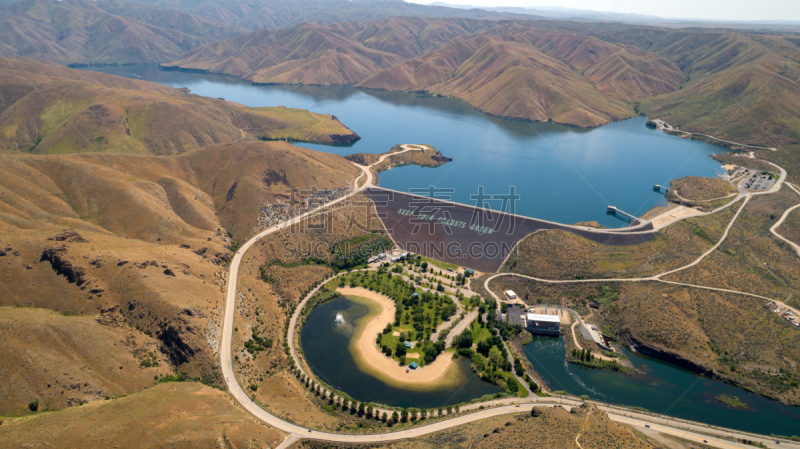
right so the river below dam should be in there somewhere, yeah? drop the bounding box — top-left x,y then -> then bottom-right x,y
522,336 -> 800,437
85,65 -> 799,436
89,65 -> 727,229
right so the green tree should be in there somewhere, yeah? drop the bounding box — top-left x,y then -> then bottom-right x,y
489,346 -> 504,366
454,328 -> 473,349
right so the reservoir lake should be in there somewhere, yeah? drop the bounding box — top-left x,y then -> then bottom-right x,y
91,65 -> 726,228
88,66 -> 799,436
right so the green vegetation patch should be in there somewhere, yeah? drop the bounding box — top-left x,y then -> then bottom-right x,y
244,326 -> 274,355
717,394 -> 747,409
261,234 -> 392,280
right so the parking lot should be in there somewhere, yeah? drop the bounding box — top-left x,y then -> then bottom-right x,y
741,172 -> 775,191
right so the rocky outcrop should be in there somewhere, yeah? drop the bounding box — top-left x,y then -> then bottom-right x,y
329,132 -> 361,144
40,247 -> 88,287
47,229 -> 88,243
628,336 -> 710,374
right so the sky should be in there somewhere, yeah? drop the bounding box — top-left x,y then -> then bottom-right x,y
408,0 -> 800,22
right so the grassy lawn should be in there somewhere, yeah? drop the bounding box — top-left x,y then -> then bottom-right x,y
470,320 -> 494,344
420,256 -> 460,271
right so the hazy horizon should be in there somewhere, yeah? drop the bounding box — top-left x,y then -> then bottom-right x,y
410,0 -> 800,23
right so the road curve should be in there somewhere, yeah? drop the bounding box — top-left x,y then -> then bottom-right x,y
219,146 -> 798,448
770,182 -> 800,257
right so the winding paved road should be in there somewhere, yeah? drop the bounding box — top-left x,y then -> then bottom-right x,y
219,146 -> 800,449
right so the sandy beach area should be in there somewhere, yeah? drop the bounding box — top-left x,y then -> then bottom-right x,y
338,286 -> 455,385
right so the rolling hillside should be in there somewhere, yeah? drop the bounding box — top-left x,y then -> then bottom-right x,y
166,16 -> 800,136
0,138 -> 359,416
0,0 -> 245,64
120,0 -> 517,30
0,58 -> 359,155
166,17 -> 688,126
0,56 -> 363,416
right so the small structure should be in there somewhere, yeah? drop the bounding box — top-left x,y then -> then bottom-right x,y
525,313 -> 561,336
404,342 -> 412,348
505,305 -> 560,336
505,290 -> 517,300
464,269 -> 474,276
607,206 -> 636,223
408,362 -> 418,369
411,292 -> 420,298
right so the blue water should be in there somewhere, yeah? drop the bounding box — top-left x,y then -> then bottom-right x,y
82,66 -> 799,435
522,336 -> 800,437
300,296 -> 501,408
88,65 -> 728,228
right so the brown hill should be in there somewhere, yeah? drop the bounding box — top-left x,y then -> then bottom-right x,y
166,17 -> 688,126
164,16 -> 800,135
0,58 -> 359,155
640,32 -> 800,150
0,382 -> 285,446
163,21 -> 407,85
0,141 -> 359,241
0,307 -> 173,415
118,0 -> 517,31
0,0 -> 246,64
0,137 -> 359,412
359,35 -> 640,126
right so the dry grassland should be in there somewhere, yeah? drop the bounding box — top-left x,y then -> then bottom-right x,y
505,205 -> 736,280
0,58 -> 358,155
0,105 -> 361,415
665,188 -> 800,300
0,307 -> 171,416
0,382 -> 285,448
292,404 -> 651,449
667,177 -> 737,201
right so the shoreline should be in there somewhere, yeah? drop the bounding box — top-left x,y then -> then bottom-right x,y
338,287 -> 461,388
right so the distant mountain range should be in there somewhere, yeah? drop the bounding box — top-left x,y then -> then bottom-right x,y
164,15 -> 800,140
0,0 -> 250,64
1,0 -> 799,163
115,0 -> 519,30
429,2 -> 800,30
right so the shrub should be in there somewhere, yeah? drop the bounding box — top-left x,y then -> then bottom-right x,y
28,400 -> 39,412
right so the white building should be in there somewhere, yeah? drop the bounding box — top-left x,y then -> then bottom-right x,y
504,290 -> 517,300
524,313 -> 561,336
